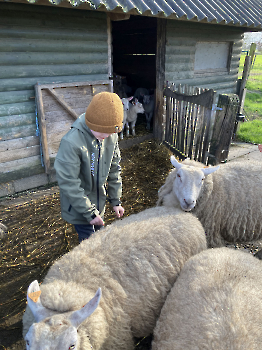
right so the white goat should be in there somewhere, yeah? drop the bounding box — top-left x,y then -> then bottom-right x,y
23,206 -> 207,350
121,98 -> 144,137
119,96 -> 133,139
143,94 -> 155,130
152,247 -> 262,350
157,156 -> 262,247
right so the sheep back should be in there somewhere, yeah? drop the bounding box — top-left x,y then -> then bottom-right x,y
23,206 -> 206,350
193,160 -> 262,247
152,247 -> 262,350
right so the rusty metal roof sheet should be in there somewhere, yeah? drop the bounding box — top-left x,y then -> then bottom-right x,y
29,0 -> 262,29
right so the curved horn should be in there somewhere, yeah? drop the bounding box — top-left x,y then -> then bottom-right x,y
170,156 -> 183,169
69,288 -> 102,329
201,165 -> 220,176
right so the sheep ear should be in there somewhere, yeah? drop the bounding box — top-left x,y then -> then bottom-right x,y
201,165 -> 220,176
27,280 -> 50,322
69,288 -> 102,329
127,96 -> 133,101
170,156 -> 183,169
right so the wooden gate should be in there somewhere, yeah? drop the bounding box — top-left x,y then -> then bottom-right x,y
163,83 -> 239,165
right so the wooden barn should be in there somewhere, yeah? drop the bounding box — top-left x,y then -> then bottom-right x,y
0,0 -> 261,197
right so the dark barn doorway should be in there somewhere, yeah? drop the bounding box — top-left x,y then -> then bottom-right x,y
112,15 -> 157,96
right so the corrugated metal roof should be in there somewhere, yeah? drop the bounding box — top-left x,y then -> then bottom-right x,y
28,0 -> 262,29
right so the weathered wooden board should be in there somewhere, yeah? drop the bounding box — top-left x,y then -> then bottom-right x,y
35,80 -> 112,174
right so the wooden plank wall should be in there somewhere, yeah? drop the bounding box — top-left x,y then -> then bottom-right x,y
165,21 -> 244,95
0,3 -> 109,196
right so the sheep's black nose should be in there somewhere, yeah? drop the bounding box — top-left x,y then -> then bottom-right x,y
184,199 -> 195,207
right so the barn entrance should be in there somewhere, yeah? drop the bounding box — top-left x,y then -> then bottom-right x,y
111,15 -> 157,95
111,16 -> 157,137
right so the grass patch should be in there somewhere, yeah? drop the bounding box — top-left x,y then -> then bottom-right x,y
246,75 -> 262,91
237,119 -> 262,144
237,53 -> 262,123
238,53 -> 262,77
243,91 -> 262,120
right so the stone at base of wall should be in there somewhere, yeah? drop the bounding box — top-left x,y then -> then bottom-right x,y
0,171 -> 57,198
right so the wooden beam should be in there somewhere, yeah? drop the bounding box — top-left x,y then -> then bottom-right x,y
46,88 -> 78,120
154,18 -> 166,141
35,83 -> 51,174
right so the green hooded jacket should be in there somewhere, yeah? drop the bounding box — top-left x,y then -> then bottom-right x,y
54,114 -> 122,225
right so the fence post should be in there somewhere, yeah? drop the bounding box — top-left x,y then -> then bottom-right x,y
208,94 -> 239,165
154,18 -> 166,141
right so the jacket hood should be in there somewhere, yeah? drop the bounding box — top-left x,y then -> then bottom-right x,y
72,113 -> 94,137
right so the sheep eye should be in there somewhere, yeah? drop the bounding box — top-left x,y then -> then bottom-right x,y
69,345 -> 75,350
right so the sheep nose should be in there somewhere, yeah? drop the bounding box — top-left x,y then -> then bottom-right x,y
184,198 -> 195,207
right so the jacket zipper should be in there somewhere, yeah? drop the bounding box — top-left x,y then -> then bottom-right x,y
97,140 -> 101,214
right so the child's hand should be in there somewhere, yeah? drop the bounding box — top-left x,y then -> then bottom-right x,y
90,215 -> 104,226
113,205 -> 125,218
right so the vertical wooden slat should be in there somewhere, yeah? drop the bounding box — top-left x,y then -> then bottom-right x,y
165,88 -> 171,143
35,83 -> 50,174
209,94 -> 239,164
155,18 -> 166,141
187,85 -> 194,158
172,84 -> 177,144
200,90 -> 214,164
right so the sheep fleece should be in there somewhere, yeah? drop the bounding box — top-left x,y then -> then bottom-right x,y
23,206 -> 206,350
152,247 -> 262,350
159,159 -> 262,247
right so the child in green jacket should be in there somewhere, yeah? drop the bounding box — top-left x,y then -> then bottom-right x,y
54,92 -> 125,242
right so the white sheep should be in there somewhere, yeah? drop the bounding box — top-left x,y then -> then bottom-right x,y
143,94 -> 155,130
121,98 -> 144,137
152,247 -> 262,350
23,206 -> 207,350
119,96 -> 133,139
0,222 -> 7,239
157,156 -> 262,247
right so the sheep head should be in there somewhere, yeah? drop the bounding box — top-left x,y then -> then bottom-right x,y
25,280 -> 101,350
170,156 -> 219,211
121,96 -> 133,111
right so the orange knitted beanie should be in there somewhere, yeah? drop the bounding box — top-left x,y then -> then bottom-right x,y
85,92 -> 123,133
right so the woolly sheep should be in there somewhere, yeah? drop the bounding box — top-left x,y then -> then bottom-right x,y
23,206 -> 207,350
157,156 -> 262,247
143,94 -> 155,130
152,247 -> 262,350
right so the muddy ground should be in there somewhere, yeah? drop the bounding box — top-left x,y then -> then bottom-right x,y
0,138 -> 172,350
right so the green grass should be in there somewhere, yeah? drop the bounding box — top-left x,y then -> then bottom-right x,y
238,53 -> 262,119
236,53 -> 262,142
244,91 -> 262,117
237,119 -> 262,144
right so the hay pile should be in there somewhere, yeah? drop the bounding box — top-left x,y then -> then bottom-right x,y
0,139 -> 172,350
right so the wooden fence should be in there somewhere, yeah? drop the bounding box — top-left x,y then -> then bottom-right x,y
163,83 -> 239,165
